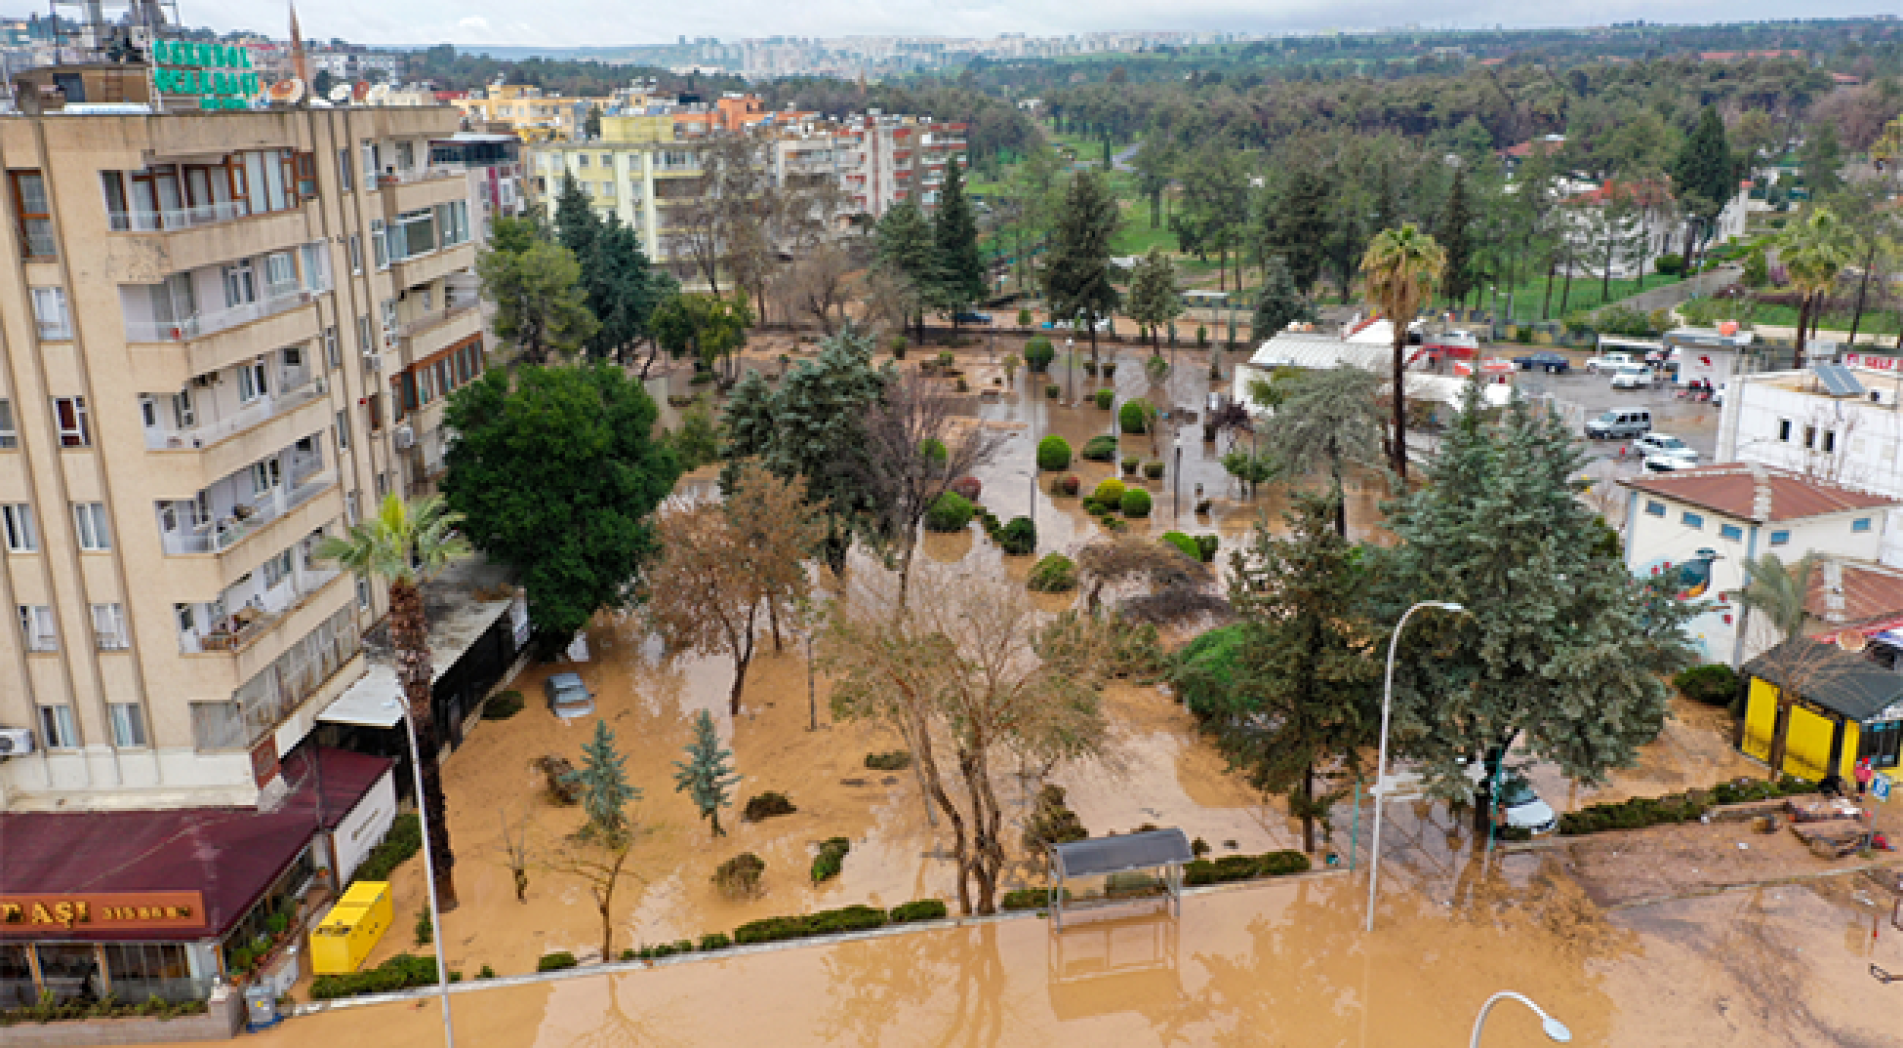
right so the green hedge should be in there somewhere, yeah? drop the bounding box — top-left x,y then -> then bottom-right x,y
351,813 -> 422,885
1182,850 -> 1311,886
1028,554 -> 1078,593
1119,398 -> 1155,434
888,899 -> 949,924
537,952 -> 577,972
1081,435 -> 1119,461
1001,887 -> 1072,911
995,516 -> 1037,556
1036,435 -> 1072,471
1094,389 -> 1114,409
1024,337 -> 1055,372
1557,777 -> 1814,836
924,491 -> 975,532
483,690 -> 525,720
811,836 -> 851,884
733,904 -> 889,945
1673,663 -> 1742,707
1120,488 -> 1152,518
312,954 -> 460,1000
1160,532 -> 1200,561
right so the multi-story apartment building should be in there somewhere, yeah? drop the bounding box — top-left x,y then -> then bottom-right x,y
0,74 -> 482,815
428,132 -> 527,244
454,83 -> 603,142
832,113 -> 967,218
529,112 -> 709,281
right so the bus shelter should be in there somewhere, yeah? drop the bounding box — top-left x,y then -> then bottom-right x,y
1047,829 -> 1193,932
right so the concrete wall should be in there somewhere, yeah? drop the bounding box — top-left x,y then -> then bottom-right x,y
0,985 -> 245,1045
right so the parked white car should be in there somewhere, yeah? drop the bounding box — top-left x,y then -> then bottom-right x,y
1632,433 -> 1698,463
1494,774 -> 1559,835
1609,365 -> 1655,389
1585,351 -> 1638,374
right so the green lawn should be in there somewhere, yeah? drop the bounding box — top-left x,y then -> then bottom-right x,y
1488,274 -> 1685,322
1734,302 -> 1903,337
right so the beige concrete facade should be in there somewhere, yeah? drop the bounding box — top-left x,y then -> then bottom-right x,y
0,104 -> 482,812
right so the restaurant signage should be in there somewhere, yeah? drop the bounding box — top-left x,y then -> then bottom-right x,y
0,891 -> 208,935
150,38 -> 258,111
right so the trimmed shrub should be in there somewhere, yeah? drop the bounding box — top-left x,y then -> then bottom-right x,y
925,491 -> 975,532
888,899 -> 949,924
537,952 -> 578,972
1655,253 -> 1685,277
478,965 -> 496,979
811,836 -> 851,884
1081,435 -> 1119,461
713,852 -> 767,896
864,750 -> 912,770
1094,388 -> 1114,409
1122,455 -> 1140,475
483,690 -> 526,720
352,813 -> 422,885
733,905 -> 888,945
1017,308 -> 1034,327
1194,534 -> 1219,563
1027,554 -> 1078,593
1001,887 -> 1072,911
938,351 -> 956,368
1673,664 -> 1742,707
1160,531 -> 1200,561
889,336 -> 908,359
743,791 -> 797,821
1051,474 -> 1081,497
996,517 -> 1037,556
1120,488 -> 1152,518
919,437 -> 948,465
1046,383 -> 1061,399
1024,336 -> 1055,372
950,476 -> 983,502
1093,477 -> 1127,505
1036,435 -> 1072,471
699,932 -> 732,951
312,954 -> 457,1000
1172,623 -> 1248,718
1143,460 -> 1165,479
1119,398 -> 1156,434
1182,850 -> 1311,886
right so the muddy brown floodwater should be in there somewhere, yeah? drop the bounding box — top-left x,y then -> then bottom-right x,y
179,344 -> 1902,1046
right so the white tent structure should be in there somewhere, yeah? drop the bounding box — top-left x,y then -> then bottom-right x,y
1230,331 -> 1512,419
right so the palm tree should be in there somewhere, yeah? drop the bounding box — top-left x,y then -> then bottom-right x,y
318,494 -> 471,908
1778,206 -> 1855,369
1261,366 -> 1386,537
1736,551 -> 1822,645
1360,224 -> 1446,480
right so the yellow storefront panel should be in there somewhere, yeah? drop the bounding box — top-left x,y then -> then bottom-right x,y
1742,679 -> 1779,762
1840,722 -> 1861,780
1782,705 -> 1834,782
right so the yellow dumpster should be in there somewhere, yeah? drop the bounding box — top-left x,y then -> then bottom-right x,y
310,881 -> 393,975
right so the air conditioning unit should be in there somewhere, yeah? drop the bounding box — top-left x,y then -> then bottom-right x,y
393,424 -> 415,450
0,728 -> 35,757
362,352 -> 382,371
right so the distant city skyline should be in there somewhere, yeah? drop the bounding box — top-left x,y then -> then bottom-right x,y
176,2 -> 1899,52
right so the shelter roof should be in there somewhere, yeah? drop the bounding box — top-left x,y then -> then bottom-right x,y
1744,639 -> 1903,722
1052,829 -> 1193,880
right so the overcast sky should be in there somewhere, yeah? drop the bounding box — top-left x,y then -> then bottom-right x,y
190,2 -> 1897,51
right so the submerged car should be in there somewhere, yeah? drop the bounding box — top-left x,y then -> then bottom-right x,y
543,672 -> 595,720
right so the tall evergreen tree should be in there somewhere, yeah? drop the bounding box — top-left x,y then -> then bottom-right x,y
580,218 -> 677,366
672,710 -> 740,837
874,201 -> 936,342
1042,169 -> 1122,361
1207,492 -> 1381,854
1671,106 -> 1736,262
1378,386 -> 1697,827
566,719 -> 642,842
1799,120 -> 1844,199
1266,163 -> 1333,296
476,216 -> 598,363
1261,366 -> 1384,537
1125,247 -> 1183,352
1251,256 -> 1315,342
930,157 -> 986,326
553,171 -> 600,260
1436,165 -> 1477,308
1131,137 -> 1174,230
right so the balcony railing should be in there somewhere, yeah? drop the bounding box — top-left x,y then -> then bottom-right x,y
159,465 -> 332,557
377,167 -> 458,187
144,369 -> 323,450
395,300 -> 480,343
181,568 -> 341,654
125,287 -> 319,343
108,201 -> 249,233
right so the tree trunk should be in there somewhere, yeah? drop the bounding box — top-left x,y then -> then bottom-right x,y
391,579 -> 457,910
1542,266 -> 1556,320
1390,333 -> 1409,480
1793,292 -> 1812,370
1300,764 -> 1317,855
711,810 -> 725,838
1560,253 -> 1575,315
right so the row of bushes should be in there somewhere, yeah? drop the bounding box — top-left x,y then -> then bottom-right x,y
1183,850 -> 1312,886
1557,776 -> 1814,836
351,813 -> 422,885
733,904 -> 891,945
1,992 -> 210,1026
1083,478 -> 1152,518
311,954 -> 461,1001
1161,531 -> 1218,564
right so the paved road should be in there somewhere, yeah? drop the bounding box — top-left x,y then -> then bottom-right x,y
1613,264 -> 1742,315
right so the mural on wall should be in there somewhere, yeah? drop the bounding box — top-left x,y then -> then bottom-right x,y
1638,548 -> 1729,662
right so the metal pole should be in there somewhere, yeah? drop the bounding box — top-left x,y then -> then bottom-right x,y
393,703 -> 455,1048
1349,782 -> 1361,873
1366,600 -> 1463,934
1470,991 -> 1572,1047
1173,436 -> 1182,520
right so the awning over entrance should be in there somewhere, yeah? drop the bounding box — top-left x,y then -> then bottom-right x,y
319,665 -> 403,728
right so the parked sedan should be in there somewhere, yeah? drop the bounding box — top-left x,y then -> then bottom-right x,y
1512,351 -> 1572,374
1495,774 -> 1559,836
1632,433 -> 1698,463
544,672 -> 595,720
1609,365 -> 1656,390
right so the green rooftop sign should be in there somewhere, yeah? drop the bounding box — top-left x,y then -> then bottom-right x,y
150,39 -> 258,110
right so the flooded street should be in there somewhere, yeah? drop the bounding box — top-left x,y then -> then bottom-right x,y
226,342 -> 1901,1045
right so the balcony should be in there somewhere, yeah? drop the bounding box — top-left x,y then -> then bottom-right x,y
109,201 -> 248,232
126,291 -> 323,379
396,300 -> 481,359
125,287 -> 317,344
180,568 -> 344,655
158,458 -> 332,557
106,208 -> 311,282
377,168 -> 468,212
145,367 -> 324,452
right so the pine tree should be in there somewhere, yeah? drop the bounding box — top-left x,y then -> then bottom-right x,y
672,709 -> 740,837
1671,107 -> 1735,260
1267,163 -> 1333,296
1251,256 -> 1314,341
875,201 -> 936,342
1125,247 -> 1183,352
930,157 -> 986,325
1436,165 -> 1476,308
1213,492 -> 1381,855
581,217 -> 677,367
1042,169 -> 1121,360
554,171 -> 600,261
565,720 -> 642,842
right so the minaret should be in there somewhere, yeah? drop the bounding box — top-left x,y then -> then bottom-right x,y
288,1 -> 309,83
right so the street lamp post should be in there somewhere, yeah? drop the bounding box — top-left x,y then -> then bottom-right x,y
387,700 -> 455,1048
1065,338 -> 1075,403
1364,599 -> 1465,934
802,628 -> 818,732
1172,433 -> 1183,520
1470,991 -> 1572,1046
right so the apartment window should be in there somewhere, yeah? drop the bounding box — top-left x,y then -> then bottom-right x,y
357,575 -> 371,610
222,260 -> 257,307
0,399 -> 15,449
345,492 -> 360,525
108,703 -> 147,747
1720,523 -> 1744,541
52,396 -> 90,447
1803,425 -> 1818,450
1644,501 -> 1665,518
347,233 -> 362,274
171,390 -> 196,429
381,298 -> 398,342
577,154 -> 591,168
335,410 -> 351,451
237,359 -> 269,403
10,170 -> 53,257
392,208 -> 437,260
361,141 -> 379,182
92,602 -> 128,650
325,326 -> 341,370
1854,517 -> 1874,533
436,200 -> 470,247
37,705 -> 77,749
294,152 -> 318,199
31,287 -> 70,339
370,219 -> 388,269
364,393 -> 382,433
72,502 -> 111,551
250,458 -> 283,498
338,148 -> 354,191
1778,419 -> 1792,442
1823,430 -> 1837,454
355,315 -> 374,357
395,141 -> 416,172
1681,512 -> 1704,530
264,251 -> 298,296
262,548 -> 294,589
375,471 -> 389,498
18,604 -> 56,652
1770,530 -> 1791,546
2,504 -> 36,552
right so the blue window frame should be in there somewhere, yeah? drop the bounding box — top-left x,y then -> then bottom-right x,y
1854,518 -> 1873,533
1682,512 -> 1704,529
1645,501 -> 1666,517
1720,524 -> 1744,541
1770,530 -> 1791,546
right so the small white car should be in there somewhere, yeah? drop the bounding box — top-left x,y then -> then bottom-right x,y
1585,351 -> 1638,374
543,672 -> 596,720
1609,365 -> 1655,389
1643,454 -> 1692,473
1494,774 -> 1559,835
1632,433 -> 1698,463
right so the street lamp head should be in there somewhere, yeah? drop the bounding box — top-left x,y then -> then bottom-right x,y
1429,601 -> 1465,613
1542,1016 -> 1573,1043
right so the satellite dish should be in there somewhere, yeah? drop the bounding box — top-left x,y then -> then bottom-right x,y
267,78 -> 306,106
350,80 -> 372,102
1839,630 -> 1870,653
365,83 -> 390,106
328,83 -> 351,103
